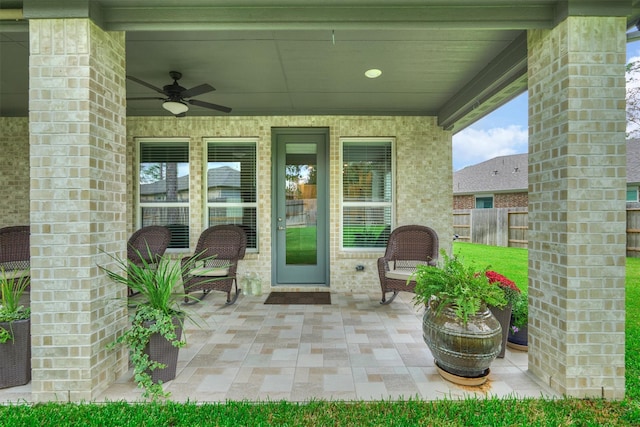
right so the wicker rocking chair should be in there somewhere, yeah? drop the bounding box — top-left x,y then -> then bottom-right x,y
181,225 -> 247,306
127,226 -> 172,297
0,226 -> 30,282
377,225 -> 439,305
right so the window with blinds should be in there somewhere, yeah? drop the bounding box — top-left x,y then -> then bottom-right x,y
342,139 -> 393,249
206,139 -> 258,250
138,139 -> 190,249
475,196 -> 494,209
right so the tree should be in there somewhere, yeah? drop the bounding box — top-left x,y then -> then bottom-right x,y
627,60 -> 640,138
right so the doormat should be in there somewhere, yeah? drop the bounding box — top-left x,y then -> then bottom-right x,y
264,291 -> 331,305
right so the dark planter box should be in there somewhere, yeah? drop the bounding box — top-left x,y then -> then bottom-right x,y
489,304 -> 512,358
143,318 -> 183,383
0,318 -> 31,388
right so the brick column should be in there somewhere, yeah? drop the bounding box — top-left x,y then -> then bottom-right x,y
29,19 -> 128,401
527,16 -> 626,398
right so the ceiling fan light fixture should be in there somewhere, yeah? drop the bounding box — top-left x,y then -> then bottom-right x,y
163,100 -> 189,115
365,68 -> 382,78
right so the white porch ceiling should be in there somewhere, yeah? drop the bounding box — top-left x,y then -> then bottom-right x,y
2,0 -> 640,132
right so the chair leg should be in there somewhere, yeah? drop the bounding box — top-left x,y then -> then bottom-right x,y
183,289 -> 211,305
380,291 -> 399,305
225,281 -> 240,305
184,292 -> 199,305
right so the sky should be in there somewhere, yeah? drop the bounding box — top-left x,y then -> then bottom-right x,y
451,40 -> 640,172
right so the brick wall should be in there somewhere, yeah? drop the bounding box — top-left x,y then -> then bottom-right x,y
495,192 -> 527,208
528,16 -> 626,399
0,118 -> 30,226
127,116 -> 453,293
29,19 -> 127,402
454,192 -> 528,209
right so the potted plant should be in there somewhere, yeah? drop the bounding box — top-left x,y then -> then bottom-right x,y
0,270 -> 31,388
412,250 -> 506,384
101,248 -> 218,400
486,271 -> 521,358
508,288 -> 528,351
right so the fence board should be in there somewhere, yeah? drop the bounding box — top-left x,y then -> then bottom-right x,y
456,207 -> 640,256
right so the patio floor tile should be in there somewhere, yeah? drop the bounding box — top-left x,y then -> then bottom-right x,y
0,291 -> 557,403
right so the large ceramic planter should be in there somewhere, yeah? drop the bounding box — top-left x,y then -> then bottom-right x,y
489,304 -> 511,358
0,318 -> 31,388
143,317 -> 183,383
422,302 -> 502,378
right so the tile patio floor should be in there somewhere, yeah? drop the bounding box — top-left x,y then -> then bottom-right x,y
0,290 -> 557,403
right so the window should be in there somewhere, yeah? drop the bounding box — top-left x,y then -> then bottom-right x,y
627,187 -> 638,202
138,139 -> 190,249
475,196 -> 494,209
206,139 -> 258,250
342,139 -> 393,249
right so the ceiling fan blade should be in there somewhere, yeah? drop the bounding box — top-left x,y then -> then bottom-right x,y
127,97 -> 166,101
181,83 -> 215,98
126,75 -> 166,94
188,99 -> 232,113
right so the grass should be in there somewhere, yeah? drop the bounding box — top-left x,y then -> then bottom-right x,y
2,242 -> 640,425
286,226 -> 317,264
453,242 -> 528,292
0,398 -> 638,426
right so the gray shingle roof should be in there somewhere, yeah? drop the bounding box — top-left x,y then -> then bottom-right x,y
454,140 -> 640,195
140,165 -> 239,196
454,153 -> 528,194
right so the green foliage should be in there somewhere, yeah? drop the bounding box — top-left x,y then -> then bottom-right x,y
0,269 -> 30,343
112,305 -> 185,400
101,248 -> 221,400
625,257 -> 640,401
510,288 -> 528,333
412,250 -> 506,324
101,249 -> 190,314
0,397 -> 637,426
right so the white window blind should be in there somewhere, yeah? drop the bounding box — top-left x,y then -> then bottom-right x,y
342,139 -> 393,248
138,140 -> 190,249
206,140 -> 258,249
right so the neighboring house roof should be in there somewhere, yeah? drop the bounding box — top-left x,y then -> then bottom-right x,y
454,153 -> 528,195
454,140 -> 640,195
627,139 -> 640,184
140,165 -> 240,196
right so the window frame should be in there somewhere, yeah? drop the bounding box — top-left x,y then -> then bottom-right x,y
136,137 -> 191,251
475,195 -> 494,209
340,137 -> 395,251
203,137 -> 259,252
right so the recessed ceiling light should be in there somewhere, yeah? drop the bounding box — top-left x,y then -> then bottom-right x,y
365,68 -> 382,78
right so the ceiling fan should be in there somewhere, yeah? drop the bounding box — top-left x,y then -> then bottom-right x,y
126,71 -> 232,117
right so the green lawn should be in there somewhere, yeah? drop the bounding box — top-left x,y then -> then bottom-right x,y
2,242 -> 640,425
454,241 -> 640,401
453,242 -> 528,292
286,226 -> 317,264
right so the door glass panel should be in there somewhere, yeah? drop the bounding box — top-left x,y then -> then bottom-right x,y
285,143 -> 317,265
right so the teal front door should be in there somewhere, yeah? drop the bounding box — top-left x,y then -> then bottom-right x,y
272,128 -> 329,285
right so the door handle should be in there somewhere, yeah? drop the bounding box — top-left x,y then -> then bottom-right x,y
277,226 -> 286,230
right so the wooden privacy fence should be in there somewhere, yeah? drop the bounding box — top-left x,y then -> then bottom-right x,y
456,207 -> 640,256
453,208 -> 528,249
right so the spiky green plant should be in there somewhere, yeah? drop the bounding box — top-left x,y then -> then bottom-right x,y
101,248 -> 224,400
0,269 -> 30,343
